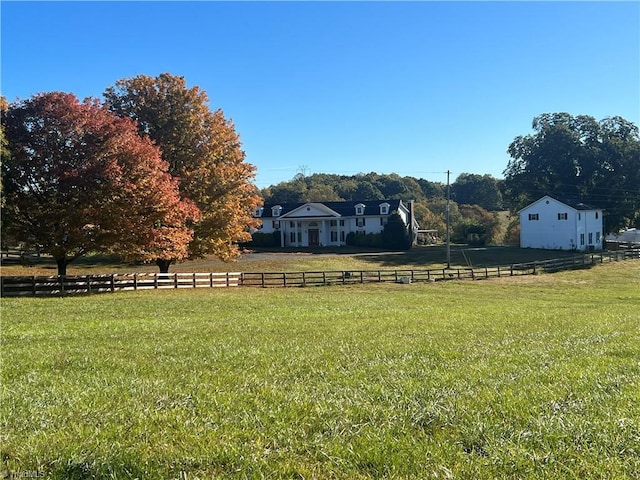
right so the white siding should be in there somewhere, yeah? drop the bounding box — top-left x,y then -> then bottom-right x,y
519,196 -> 603,251
253,201 -> 414,248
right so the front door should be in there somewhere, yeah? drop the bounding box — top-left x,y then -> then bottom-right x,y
308,229 -> 319,246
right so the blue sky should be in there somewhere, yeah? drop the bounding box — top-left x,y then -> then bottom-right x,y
2,1 -> 638,189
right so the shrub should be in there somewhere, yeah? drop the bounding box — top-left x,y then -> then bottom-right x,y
382,213 -> 410,250
247,231 -> 280,248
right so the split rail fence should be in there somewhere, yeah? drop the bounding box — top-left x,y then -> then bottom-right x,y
1,249 -> 638,297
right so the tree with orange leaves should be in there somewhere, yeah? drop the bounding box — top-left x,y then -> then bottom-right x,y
1,92 -> 199,275
104,73 -> 261,272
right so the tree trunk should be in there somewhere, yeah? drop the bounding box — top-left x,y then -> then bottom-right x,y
156,258 -> 172,274
56,257 -> 69,276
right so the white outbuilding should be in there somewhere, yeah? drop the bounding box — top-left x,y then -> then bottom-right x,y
518,195 -> 603,251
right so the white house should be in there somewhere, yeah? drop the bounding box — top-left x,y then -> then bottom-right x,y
518,195 -> 603,251
253,199 -> 417,247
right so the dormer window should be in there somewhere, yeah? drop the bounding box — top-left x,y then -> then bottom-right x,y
380,203 -> 390,215
355,203 -> 365,215
271,205 -> 282,217
254,207 -> 264,217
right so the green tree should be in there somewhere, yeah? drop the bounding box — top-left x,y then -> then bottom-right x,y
452,173 -> 503,211
503,113 -> 640,232
104,73 -> 262,272
382,212 -> 410,250
454,204 -> 500,246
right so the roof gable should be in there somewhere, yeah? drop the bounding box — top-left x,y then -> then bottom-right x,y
518,195 -> 600,214
280,203 -> 341,218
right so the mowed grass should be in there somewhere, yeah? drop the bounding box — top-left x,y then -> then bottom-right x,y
2,262 -> 639,479
0,245 -> 581,276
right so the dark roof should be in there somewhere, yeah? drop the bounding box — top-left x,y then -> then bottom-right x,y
546,195 -> 600,211
258,199 -> 404,218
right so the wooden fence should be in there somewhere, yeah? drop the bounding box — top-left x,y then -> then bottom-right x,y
0,272 -> 241,297
1,249 -> 638,297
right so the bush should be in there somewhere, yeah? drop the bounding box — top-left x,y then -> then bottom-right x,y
346,232 -> 383,248
247,231 -> 280,248
382,213 -> 410,250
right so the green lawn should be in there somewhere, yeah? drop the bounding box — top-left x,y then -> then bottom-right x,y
1,245 -> 582,276
2,262 -> 639,479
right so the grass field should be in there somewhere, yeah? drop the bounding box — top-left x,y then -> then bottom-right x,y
2,261 -> 639,479
0,245 -> 582,277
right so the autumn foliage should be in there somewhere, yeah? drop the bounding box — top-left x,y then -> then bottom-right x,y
1,92 -> 198,275
104,73 -> 262,270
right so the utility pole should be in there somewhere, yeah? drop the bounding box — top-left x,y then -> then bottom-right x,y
446,170 -> 451,268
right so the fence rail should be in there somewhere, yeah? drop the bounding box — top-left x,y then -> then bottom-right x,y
1,249 -> 638,297
0,272 -> 241,297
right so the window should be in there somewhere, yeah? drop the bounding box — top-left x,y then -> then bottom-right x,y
580,233 -> 585,246
356,217 -> 366,227
290,221 -> 296,228
380,203 -> 390,215
558,213 -> 568,220
297,232 -> 302,243
595,211 -> 599,219
254,207 -> 263,217
528,213 -> 539,221
578,213 -> 581,220
271,205 -> 282,216
339,220 -> 345,227
596,231 -> 601,243
355,204 -> 365,215
330,220 -> 337,227
272,221 -> 280,229
290,232 -> 296,243
588,232 -> 593,244
340,231 -> 345,242
331,231 -> 338,242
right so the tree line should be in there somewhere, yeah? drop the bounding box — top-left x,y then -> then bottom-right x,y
262,113 -> 640,243
261,171 -> 505,246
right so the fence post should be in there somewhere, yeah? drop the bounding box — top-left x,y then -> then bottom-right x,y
193,273 -> 197,288
134,273 -> 138,291
174,273 -> 178,288
111,274 -> 115,292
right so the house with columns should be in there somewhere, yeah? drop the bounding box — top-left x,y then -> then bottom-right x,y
253,199 -> 417,247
